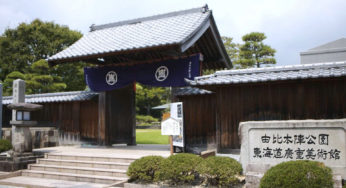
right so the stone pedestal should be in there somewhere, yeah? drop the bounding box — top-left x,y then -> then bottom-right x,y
11,126 -> 32,153
10,121 -> 36,153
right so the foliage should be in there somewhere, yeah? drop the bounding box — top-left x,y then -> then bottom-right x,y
222,36 -> 239,63
260,160 -> 333,188
136,115 -> 159,126
236,32 -> 276,68
136,129 -> 169,145
127,156 -> 165,183
0,19 -> 84,92
51,61 -> 87,91
154,153 -> 203,184
197,156 -> 242,186
136,83 -> 170,118
25,59 -> 66,94
2,71 -> 25,95
0,140 -> 12,153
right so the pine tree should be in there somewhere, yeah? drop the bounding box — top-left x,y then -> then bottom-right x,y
237,32 -> 276,68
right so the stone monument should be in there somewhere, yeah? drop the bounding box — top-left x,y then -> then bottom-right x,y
0,79 -> 44,171
239,119 -> 345,187
8,79 -> 42,153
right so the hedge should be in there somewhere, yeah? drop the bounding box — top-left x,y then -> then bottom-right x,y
260,160 -> 333,188
197,156 -> 242,186
127,156 -> 164,183
154,153 -> 203,184
0,140 -> 12,153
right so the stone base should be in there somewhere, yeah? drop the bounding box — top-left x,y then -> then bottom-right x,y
11,126 -> 32,153
245,171 -> 343,188
0,152 -> 44,172
2,127 -> 59,149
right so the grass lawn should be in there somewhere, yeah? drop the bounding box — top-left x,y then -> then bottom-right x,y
136,129 -> 169,144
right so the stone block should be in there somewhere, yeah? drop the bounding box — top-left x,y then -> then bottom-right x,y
239,119 -> 346,181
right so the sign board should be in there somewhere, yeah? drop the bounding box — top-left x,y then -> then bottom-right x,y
239,119 -> 346,179
171,102 -> 184,147
161,117 -> 181,135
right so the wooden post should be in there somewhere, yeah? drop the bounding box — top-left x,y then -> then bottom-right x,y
170,135 -> 173,155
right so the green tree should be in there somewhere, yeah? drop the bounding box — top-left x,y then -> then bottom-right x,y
51,62 -> 87,91
237,32 -> 276,68
136,84 -> 170,118
25,59 -> 66,94
2,71 -> 25,96
0,19 -> 84,91
222,36 -> 239,63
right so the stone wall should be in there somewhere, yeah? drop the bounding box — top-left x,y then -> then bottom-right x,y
2,127 -> 59,149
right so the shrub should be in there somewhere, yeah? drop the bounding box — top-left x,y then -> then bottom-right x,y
260,160 -> 333,188
155,153 -> 203,184
0,140 -> 12,153
197,156 -> 242,186
127,156 -> 164,183
136,115 -> 159,126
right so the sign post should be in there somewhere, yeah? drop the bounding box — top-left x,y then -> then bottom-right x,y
161,102 -> 184,154
161,117 -> 181,155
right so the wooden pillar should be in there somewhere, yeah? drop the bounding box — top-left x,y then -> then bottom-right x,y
98,92 -> 107,145
98,84 -> 136,146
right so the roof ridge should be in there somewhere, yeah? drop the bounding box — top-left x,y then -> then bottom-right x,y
3,90 -> 97,99
195,61 -> 346,80
90,5 -> 209,31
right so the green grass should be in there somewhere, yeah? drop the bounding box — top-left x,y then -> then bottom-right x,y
136,129 -> 169,144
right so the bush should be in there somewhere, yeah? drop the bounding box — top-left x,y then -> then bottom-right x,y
0,140 -> 12,153
155,153 -> 203,184
197,156 -> 242,186
136,115 -> 159,126
260,160 -> 333,188
127,156 -> 164,183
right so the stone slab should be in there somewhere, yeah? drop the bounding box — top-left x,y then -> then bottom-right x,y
0,176 -> 106,188
239,119 -> 346,179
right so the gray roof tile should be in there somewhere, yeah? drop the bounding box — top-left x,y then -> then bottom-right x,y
175,87 -> 212,96
48,6 -> 210,62
2,91 -> 98,105
188,62 -> 346,86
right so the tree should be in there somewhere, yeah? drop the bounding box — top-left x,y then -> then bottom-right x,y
237,32 -> 276,68
51,62 -> 87,91
0,19 -> 84,91
25,59 -> 66,94
136,84 -> 170,118
222,36 -> 239,63
2,71 -> 25,96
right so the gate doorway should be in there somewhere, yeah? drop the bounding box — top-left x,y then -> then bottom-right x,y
47,5 -> 231,148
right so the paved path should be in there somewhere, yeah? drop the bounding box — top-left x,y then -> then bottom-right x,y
0,176 -> 106,188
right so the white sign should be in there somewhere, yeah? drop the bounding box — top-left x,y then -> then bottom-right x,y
239,119 -> 346,179
171,102 -> 184,147
161,117 -> 181,135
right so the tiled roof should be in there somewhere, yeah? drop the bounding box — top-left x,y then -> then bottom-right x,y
48,6 -> 212,62
2,91 -> 98,105
175,87 -> 212,96
188,62 -> 346,86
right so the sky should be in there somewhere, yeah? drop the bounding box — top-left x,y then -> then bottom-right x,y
0,0 -> 345,66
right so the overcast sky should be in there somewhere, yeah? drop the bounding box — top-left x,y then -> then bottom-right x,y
1,0 -> 345,66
